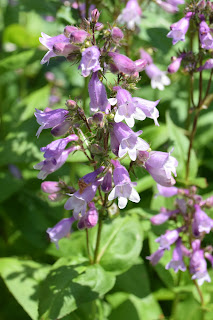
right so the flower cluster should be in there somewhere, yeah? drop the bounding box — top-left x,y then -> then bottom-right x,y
36,8 -> 178,249
147,184 -> 213,286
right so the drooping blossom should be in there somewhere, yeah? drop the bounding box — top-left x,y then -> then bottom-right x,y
197,59 -> 213,71
88,72 -> 112,113
47,217 -> 75,249
166,238 -> 186,272
34,146 -> 79,180
199,18 -> 213,50
156,184 -> 178,197
146,248 -> 165,265
110,122 -> 149,161
39,33 -> 78,64
151,207 -> 179,225
167,12 -> 194,45
156,228 -> 181,250
192,204 -> 213,236
114,88 -> 146,127
117,0 -> 142,30
77,202 -> 98,229
132,97 -> 160,126
108,160 -> 140,209
143,150 -> 178,187
64,168 -> 104,219
34,108 -> 69,138
190,240 -> 211,286
79,46 -> 101,77
145,63 -> 171,90
40,134 -> 78,159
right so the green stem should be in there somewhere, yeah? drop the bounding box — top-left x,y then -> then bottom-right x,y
93,217 -> 103,263
193,279 -> 204,307
86,229 -> 92,264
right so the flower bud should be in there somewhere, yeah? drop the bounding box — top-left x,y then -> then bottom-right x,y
93,112 -> 104,125
91,8 -> 100,23
45,72 -> 55,82
168,56 -> 182,74
95,22 -> 104,31
70,30 -> 91,44
64,25 -> 78,38
111,27 -> 124,42
41,181 -> 60,193
66,99 -> 77,109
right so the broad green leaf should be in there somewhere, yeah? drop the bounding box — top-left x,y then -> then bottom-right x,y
39,259 -> 115,320
0,50 -> 36,71
3,24 -> 39,48
142,124 -> 169,150
166,112 -> 198,180
135,175 -> 155,193
0,258 -> 50,320
93,215 -> 143,274
174,293 -> 203,320
0,171 -> 23,203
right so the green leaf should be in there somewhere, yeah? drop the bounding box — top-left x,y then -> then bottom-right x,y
93,215 -> 143,274
166,112 -> 198,180
0,171 -> 23,203
135,175 -> 155,193
0,50 -> 36,71
142,124 -> 169,150
3,24 -> 39,48
0,258 -> 50,320
39,259 -> 115,320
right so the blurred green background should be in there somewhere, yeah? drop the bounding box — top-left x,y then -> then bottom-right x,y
1,0 -> 213,319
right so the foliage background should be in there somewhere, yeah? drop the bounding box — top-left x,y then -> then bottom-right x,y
0,0 -> 213,319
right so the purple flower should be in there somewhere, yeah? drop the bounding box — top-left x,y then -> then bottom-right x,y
51,120 -> 71,137
145,64 -> 170,90
168,56 -> 183,74
132,97 -> 160,126
47,217 -> 75,249
156,0 -> 179,13
197,59 -> 213,71
114,88 -> 146,127
146,248 -> 165,265
144,150 -> 178,187
151,207 -> 179,225
88,72 -> 111,114
101,170 -> 113,193
166,238 -> 186,272
40,134 -> 78,158
41,181 -> 61,193
108,52 -> 136,75
134,59 -> 147,72
140,49 -> 153,65
192,204 -> 213,235
111,27 -> 124,42
156,184 -> 178,197
108,160 -> 140,209
70,30 -> 91,43
199,19 -> 213,50
79,46 -> 101,77
110,122 -> 149,161
34,108 -> 69,137
117,0 -> 142,30
64,25 -> 78,38
190,247 -> 211,286
78,202 -> 98,229
34,146 -> 79,180
64,168 -> 104,218
167,12 -> 194,45
39,33 -> 78,64
156,229 -> 180,250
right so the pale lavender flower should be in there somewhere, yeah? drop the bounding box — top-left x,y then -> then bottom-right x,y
167,12 -> 194,45
156,0 -> 179,13
47,217 -> 75,249
78,202 -> 98,229
117,0 -> 142,30
156,229 -> 180,250
168,56 -> 183,73
140,49 -> 153,65
144,150 -> 178,187
40,134 -> 78,159
199,19 -> 213,50
193,204 -> 213,235
108,160 -> 140,209
190,245 -> 211,286
156,184 -> 178,197
151,207 -> 179,225
166,238 -> 186,272
34,146 -> 79,180
108,52 -> 136,75
146,248 -> 165,265
88,72 -> 112,114
197,59 -> 213,71
110,122 -> 149,161
79,46 -> 101,77
145,64 -> 170,90
34,108 -> 69,138
132,97 -> 160,126
114,88 -> 146,127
